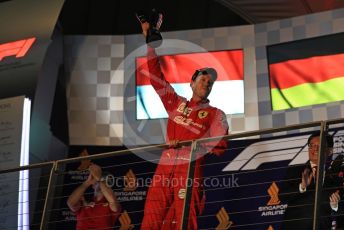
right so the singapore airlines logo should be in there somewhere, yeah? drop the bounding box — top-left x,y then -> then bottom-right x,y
267,182 -> 280,206
0,37 -> 36,61
258,182 -> 287,216
215,207 -> 233,230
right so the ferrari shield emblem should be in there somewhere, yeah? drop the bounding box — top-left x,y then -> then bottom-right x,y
198,110 -> 208,119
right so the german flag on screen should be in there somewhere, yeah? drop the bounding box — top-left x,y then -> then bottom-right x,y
268,33 -> 344,110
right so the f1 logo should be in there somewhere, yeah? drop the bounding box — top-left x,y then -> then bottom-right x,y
222,135 -> 310,171
0,37 -> 36,61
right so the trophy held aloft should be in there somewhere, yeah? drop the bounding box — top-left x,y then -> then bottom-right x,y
136,9 -> 163,48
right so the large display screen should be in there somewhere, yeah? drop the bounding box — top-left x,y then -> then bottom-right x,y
268,33 -> 344,111
136,50 -> 244,119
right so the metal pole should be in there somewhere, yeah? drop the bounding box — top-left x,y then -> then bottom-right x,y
40,161 -> 57,230
312,121 -> 328,230
56,120 -> 323,165
0,161 -> 54,175
1,120 -> 336,176
180,140 -> 198,230
194,120 -> 322,144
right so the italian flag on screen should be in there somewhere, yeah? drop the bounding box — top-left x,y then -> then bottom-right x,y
268,33 -> 344,110
136,50 -> 244,119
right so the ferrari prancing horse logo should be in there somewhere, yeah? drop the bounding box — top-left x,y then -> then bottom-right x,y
198,110 -> 208,119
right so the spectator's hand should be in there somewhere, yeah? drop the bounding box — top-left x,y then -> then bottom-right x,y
119,210 -> 134,230
330,190 -> 340,210
89,164 -> 102,182
168,139 -> 180,148
85,173 -> 97,186
301,167 -> 313,190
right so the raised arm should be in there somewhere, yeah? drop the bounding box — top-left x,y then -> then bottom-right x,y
139,21 -> 181,114
67,174 -> 94,212
99,181 -> 121,212
89,164 -> 121,213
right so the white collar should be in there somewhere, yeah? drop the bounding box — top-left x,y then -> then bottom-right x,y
310,161 -> 317,169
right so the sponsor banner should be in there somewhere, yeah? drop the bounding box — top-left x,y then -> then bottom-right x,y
200,129 -> 344,230
55,129 -> 344,229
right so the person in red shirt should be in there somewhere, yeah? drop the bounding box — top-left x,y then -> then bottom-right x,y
138,20 -> 229,230
67,164 -> 121,230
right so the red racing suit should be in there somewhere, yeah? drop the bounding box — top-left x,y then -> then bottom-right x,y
141,46 -> 229,230
75,197 -> 121,230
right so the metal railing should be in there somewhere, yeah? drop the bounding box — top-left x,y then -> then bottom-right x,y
0,118 -> 343,230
